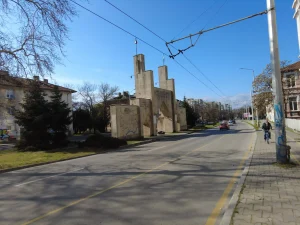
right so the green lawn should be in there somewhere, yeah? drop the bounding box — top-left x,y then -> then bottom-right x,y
0,148 -> 99,171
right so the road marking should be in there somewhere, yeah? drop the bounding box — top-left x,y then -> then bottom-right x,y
15,168 -> 85,187
205,133 -> 254,225
21,134 -> 225,225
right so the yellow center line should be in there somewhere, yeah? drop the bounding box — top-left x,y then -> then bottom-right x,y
205,132 -> 255,225
21,132 -> 226,225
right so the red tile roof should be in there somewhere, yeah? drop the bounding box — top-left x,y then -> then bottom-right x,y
281,61 -> 300,72
0,73 -> 76,93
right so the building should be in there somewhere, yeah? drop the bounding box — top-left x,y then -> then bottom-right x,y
110,54 -> 187,139
293,0 -> 300,54
281,61 -> 300,118
0,71 -> 75,137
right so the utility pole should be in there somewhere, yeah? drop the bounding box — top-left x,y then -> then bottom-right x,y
240,68 -> 258,126
250,90 -> 254,122
266,0 -> 290,163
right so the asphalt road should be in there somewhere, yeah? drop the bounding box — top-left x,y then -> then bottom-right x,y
0,121 -> 255,225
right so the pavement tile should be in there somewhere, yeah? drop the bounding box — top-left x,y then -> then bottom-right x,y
231,126 -> 300,225
233,220 -> 253,225
233,214 -> 251,223
294,209 -> 300,217
242,209 -> 262,217
262,212 -> 283,221
237,203 -> 254,210
252,215 -> 271,224
253,205 -> 271,213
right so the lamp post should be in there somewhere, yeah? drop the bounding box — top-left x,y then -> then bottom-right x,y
240,68 -> 258,126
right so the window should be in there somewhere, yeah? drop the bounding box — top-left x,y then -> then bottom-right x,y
286,74 -> 296,88
7,107 -> 15,115
6,89 -> 14,99
289,97 -> 298,111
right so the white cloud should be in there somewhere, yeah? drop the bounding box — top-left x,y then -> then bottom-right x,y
202,93 -> 252,109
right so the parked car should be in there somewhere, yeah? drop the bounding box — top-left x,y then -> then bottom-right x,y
228,120 -> 233,126
220,121 -> 230,130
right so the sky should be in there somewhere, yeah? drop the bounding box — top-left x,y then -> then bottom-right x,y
49,0 -> 299,108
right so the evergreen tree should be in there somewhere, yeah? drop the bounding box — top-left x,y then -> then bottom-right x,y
73,108 -> 91,134
182,97 -> 198,127
49,85 -> 72,147
15,81 -> 50,149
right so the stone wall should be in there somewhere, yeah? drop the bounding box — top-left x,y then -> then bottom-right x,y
130,98 -> 153,137
110,105 -> 141,139
154,88 -> 174,133
110,53 -> 187,138
178,107 -> 187,130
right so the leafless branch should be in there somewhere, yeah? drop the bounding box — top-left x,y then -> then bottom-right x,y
0,0 -> 80,77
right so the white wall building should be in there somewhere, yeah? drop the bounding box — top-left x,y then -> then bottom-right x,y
0,71 -> 75,138
293,0 -> 300,54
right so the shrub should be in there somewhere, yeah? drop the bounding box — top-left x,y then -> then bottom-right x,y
24,146 -> 39,151
52,132 -> 69,148
85,134 -> 127,149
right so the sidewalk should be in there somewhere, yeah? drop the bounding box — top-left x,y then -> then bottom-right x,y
231,128 -> 300,225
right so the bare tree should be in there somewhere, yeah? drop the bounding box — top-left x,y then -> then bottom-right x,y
78,82 -> 98,113
0,0 -> 78,77
253,60 -> 290,115
99,83 -> 119,105
77,82 -> 119,133
98,83 -> 119,131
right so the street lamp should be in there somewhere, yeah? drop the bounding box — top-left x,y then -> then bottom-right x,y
240,68 -> 258,127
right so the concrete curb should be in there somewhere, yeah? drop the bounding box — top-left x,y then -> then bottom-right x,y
220,123 -> 258,225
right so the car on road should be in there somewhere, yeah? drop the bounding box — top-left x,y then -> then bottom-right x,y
220,121 -> 230,130
228,120 -> 233,126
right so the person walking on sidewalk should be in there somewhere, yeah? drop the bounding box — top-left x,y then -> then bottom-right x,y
262,119 -> 272,141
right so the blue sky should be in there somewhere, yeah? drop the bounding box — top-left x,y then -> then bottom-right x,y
50,0 -> 299,108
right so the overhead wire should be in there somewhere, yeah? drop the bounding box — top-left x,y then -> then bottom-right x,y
171,0 -> 219,41
103,0 -> 226,98
70,0 -> 224,98
202,0 -> 229,30
69,0 -> 166,56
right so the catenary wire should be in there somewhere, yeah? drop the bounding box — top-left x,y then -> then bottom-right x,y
171,0 -> 219,41
103,0 -> 226,97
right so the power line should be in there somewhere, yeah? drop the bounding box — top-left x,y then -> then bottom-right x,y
166,8 -> 273,57
172,58 -> 222,97
182,54 -> 227,96
103,0 -> 225,97
171,0 -> 219,41
104,0 -> 166,43
69,0 -> 166,56
202,0 -> 229,30
71,0 -> 222,97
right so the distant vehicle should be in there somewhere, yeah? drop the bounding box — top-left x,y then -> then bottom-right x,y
232,119 -> 236,124
220,121 -> 230,130
228,120 -> 233,126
